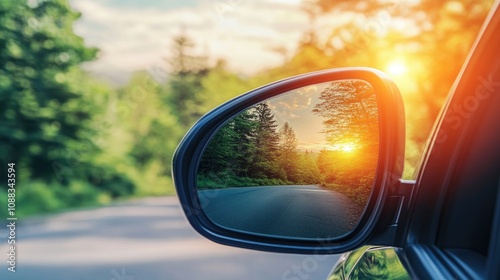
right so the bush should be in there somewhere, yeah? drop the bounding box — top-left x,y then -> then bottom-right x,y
84,164 -> 136,198
12,180 -> 113,217
197,172 -> 290,189
16,181 -> 65,216
57,181 -> 102,208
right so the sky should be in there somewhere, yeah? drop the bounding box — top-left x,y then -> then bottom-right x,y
268,83 -> 326,151
267,81 -> 376,153
69,0 -> 311,85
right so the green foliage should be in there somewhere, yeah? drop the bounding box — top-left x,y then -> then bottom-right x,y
8,0 -> 492,217
165,34 -> 209,127
199,63 -> 256,112
198,106 -> 324,188
0,0 -> 137,216
197,173 -> 288,190
0,0 -> 100,183
278,122 -> 299,178
6,181 -> 110,217
292,151 -> 321,184
329,247 -> 410,280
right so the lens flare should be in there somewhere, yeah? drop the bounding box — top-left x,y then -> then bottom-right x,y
386,60 -> 408,77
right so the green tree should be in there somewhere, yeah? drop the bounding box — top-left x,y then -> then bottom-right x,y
296,150 -> 321,184
198,60 -> 258,113
199,111 -> 257,177
165,34 -> 209,127
278,122 -> 299,181
250,102 -> 284,180
0,0 -> 99,183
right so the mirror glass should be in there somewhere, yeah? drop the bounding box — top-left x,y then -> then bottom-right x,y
197,79 -> 379,239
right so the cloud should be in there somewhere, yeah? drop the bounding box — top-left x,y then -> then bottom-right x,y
69,0 -> 309,85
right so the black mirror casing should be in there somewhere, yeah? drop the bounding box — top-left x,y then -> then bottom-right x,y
172,67 -> 405,254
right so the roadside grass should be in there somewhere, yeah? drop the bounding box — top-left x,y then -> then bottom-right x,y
0,177 -> 176,219
197,173 -> 289,189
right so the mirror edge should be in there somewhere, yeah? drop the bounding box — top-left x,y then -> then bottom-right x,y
172,67 -> 405,254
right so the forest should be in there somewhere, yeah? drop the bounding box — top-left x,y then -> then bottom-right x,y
0,0 -> 493,216
198,79 -> 379,207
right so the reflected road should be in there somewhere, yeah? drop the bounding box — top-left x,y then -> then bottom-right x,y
200,185 -> 354,238
0,197 -> 339,280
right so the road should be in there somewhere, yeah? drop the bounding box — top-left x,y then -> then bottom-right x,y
0,197 -> 339,280
200,185 -> 354,239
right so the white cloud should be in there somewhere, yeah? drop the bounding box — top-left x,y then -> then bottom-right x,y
69,0 -> 309,85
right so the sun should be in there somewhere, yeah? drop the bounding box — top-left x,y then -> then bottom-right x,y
340,143 -> 355,152
386,60 -> 408,77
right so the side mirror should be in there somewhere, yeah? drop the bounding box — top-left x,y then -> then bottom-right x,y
173,67 -> 405,254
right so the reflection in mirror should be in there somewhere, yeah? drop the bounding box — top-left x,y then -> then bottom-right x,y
197,80 -> 379,239
328,247 -> 410,280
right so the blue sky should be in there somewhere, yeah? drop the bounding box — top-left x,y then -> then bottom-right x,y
69,0 -> 311,85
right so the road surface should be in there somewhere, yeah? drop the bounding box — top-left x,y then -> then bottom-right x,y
200,185 -> 355,239
0,197 -> 339,280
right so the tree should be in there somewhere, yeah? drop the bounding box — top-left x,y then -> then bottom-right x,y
0,0 -> 99,184
165,34 -> 209,127
198,120 -> 238,176
199,111 -> 257,178
281,0 -> 493,176
312,80 -> 379,150
295,151 -> 321,184
253,102 -> 280,153
198,60 -> 258,113
312,81 -> 379,204
250,102 -> 284,179
278,122 -> 299,181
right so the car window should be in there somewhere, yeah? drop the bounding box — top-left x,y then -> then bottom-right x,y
436,47 -> 500,256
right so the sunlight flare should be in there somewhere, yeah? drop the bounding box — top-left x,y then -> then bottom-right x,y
340,143 -> 355,152
386,60 -> 408,77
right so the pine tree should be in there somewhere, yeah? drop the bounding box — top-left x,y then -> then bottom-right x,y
250,102 -> 284,180
278,122 -> 299,181
165,34 -> 209,127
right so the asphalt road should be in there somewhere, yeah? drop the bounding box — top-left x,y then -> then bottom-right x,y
200,185 -> 354,239
0,197 -> 339,280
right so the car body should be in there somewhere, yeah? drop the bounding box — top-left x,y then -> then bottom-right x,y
173,2 -> 500,279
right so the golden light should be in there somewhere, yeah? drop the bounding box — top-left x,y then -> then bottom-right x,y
340,143 -> 355,152
386,60 -> 408,77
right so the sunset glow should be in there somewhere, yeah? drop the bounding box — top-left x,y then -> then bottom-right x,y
386,60 -> 408,77
340,143 -> 355,152
326,142 -> 357,152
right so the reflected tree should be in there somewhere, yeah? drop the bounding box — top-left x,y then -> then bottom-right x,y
198,111 -> 256,179
278,122 -> 299,180
249,102 -> 285,180
312,80 -> 378,148
313,80 -> 379,209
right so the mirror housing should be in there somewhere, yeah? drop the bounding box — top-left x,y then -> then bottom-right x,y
173,67 -> 405,254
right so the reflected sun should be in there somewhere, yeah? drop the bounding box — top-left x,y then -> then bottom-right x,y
340,143 -> 355,152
